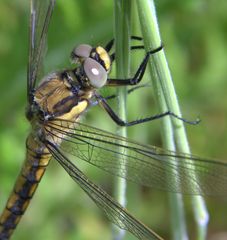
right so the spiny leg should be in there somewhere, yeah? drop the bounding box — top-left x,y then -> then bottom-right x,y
104,38 -> 199,126
90,83 -> 150,107
95,93 -> 200,127
105,35 -> 143,52
107,45 -> 163,86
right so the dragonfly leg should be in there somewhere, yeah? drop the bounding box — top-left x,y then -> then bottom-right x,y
107,45 -> 163,86
110,45 -> 145,62
105,83 -> 150,101
90,83 -> 150,107
105,35 -> 143,52
106,36 -> 145,62
95,93 -> 200,126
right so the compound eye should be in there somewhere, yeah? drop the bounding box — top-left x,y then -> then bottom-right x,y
71,44 -> 92,60
84,58 -> 107,88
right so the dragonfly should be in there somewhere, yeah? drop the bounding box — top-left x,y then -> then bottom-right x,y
1,1 -> 227,239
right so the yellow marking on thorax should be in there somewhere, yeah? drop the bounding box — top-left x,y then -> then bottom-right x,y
60,100 -> 88,121
45,100 -> 88,146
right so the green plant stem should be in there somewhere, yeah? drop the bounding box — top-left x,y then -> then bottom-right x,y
113,0 -> 131,239
136,0 -> 209,240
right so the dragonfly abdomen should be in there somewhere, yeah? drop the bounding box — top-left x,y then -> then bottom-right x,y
0,134 -> 52,239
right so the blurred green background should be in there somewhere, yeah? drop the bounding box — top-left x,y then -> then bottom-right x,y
1,0 -> 227,239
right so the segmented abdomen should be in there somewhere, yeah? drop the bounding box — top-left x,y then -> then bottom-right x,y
0,134 -> 51,240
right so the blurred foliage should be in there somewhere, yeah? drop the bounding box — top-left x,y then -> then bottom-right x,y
0,0 -> 227,239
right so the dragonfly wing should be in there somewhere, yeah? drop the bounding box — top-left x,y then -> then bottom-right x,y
45,119 -> 227,196
28,0 -> 56,100
47,140 -> 163,240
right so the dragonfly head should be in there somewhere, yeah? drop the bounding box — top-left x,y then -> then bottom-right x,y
71,44 -> 111,89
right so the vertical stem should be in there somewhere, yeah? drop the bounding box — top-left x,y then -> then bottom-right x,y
136,0 -> 209,239
113,0 -> 131,239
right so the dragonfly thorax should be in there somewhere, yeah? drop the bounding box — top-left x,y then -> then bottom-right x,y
27,72 -> 91,124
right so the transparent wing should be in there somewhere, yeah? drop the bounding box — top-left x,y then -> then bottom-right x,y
45,119 -> 227,196
47,141 -> 163,240
28,0 -> 56,101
